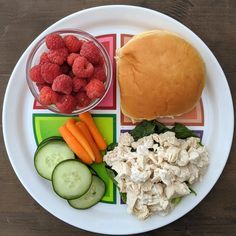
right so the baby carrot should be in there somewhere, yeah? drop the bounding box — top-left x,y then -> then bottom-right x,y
66,118 -> 95,161
79,112 -> 107,151
76,121 -> 103,163
59,125 -> 93,164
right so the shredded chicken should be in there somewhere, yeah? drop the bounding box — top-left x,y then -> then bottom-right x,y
104,131 -> 209,220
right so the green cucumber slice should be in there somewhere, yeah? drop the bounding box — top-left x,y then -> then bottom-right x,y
34,140 -> 75,180
38,136 -> 64,147
52,160 -> 92,200
68,175 -> 105,209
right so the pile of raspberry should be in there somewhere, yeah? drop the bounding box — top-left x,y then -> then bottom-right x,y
29,33 -> 107,114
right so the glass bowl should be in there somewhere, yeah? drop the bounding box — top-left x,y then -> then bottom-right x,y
26,29 -> 112,115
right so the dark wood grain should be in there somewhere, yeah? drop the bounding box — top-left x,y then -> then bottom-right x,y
0,0 -> 236,235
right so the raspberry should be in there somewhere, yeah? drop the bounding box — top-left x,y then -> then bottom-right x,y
97,56 -> 105,66
52,74 -> 73,95
85,79 -> 105,99
29,65 -> 45,83
67,53 -> 80,66
56,95 -> 77,114
80,41 -> 101,65
39,52 -> 50,64
64,35 -> 82,53
41,62 -> 61,84
72,77 -> 87,92
76,91 -> 91,107
39,86 -> 58,105
36,83 -> 48,91
60,63 -> 70,75
45,33 -> 65,50
72,56 -> 94,78
90,66 -> 106,82
48,48 -> 69,65
68,70 -> 75,78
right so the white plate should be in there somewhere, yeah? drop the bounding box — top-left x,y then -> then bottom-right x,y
2,5 -> 234,235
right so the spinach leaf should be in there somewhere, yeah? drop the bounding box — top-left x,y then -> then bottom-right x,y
171,197 -> 182,205
106,142 -> 118,152
105,166 -> 127,203
188,186 -> 197,196
172,123 -> 198,139
153,120 -> 171,134
198,142 -> 203,147
129,120 -> 156,141
129,120 -> 198,141
120,192 -> 127,203
105,166 -> 118,185
185,182 -> 197,196
131,147 -> 136,152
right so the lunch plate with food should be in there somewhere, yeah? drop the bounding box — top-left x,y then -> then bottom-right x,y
2,5 -> 234,235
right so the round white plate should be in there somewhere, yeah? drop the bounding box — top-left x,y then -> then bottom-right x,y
2,5 -> 234,235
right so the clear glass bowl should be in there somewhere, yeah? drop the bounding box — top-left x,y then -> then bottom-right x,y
26,29 -> 112,115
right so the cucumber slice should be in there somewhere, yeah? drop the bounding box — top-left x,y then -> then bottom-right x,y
52,160 -> 92,200
68,175 -> 105,209
88,166 -> 98,175
34,140 -> 75,180
38,136 -> 64,147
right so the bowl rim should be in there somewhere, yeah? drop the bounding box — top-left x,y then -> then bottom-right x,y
25,28 -> 113,115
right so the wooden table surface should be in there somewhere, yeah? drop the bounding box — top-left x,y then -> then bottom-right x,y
1,1 -> 236,235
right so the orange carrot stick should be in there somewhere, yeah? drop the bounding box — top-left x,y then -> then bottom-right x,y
59,125 -> 93,164
76,121 -> 103,163
66,118 -> 95,161
79,112 -> 107,151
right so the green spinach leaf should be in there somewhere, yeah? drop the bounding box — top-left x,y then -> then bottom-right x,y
153,120 -> 171,134
129,120 -> 198,141
106,142 -> 118,152
105,166 -> 127,203
171,197 -> 182,205
172,123 -> 198,139
105,166 -> 118,185
129,120 -> 156,141
188,186 -> 197,196
185,182 -> 197,196
120,192 -> 127,203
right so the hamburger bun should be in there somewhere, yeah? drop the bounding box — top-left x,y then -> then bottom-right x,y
116,30 -> 206,121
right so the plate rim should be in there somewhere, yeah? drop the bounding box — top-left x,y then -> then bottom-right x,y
2,5 -> 234,235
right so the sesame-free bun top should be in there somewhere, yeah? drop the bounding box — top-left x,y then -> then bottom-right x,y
117,30 -> 206,121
